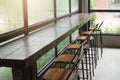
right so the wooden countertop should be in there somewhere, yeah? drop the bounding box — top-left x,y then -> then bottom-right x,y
0,13 -> 93,67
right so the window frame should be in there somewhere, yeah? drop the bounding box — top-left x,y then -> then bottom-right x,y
0,0 -> 79,43
89,0 -> 120,35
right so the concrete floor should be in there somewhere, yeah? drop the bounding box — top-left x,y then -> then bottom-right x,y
93,48 -> 120,80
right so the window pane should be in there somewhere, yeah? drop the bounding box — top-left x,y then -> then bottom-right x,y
28,0 -> 54,25
71,0 -> 79,12
57,37 -> 69,52
93,12 -> 120,34
0,0 -> 24,34
72,30 -> 78,41
56,0 -> 69,17
0,67 -> 13,80
91,0 -> 120,9
37,48 -> 54,71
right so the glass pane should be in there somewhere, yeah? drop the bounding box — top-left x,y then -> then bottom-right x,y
92,12 -> 120,34
28,0 -> 54,25
0,67 -> 13,80
37,48 -> 54,71
0,0 -> 24,34
91,0 -> 120,9
56,0 -> 69,17
57,37 -> 69,52
72,30 -> 78,41
71,0 -> 79,12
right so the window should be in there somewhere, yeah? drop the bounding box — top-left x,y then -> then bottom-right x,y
0,0 -> 24,34
93,12 -> 120,34
71,0 -> 79,12
57,37 -> 70,52
1,0 -> 80,43
28,0 -> 54,25
37,48 -> 55,71
72,30 -> 78,40
56,0 -> 69,17
0,67 -> 13,80
90,0 -> 120,34
91,0 -> 120,9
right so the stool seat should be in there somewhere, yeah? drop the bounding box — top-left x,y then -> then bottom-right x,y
83,44 -> 89,49
43,68 -> 67,80
43,68 -> 78,80
89,27 -> 95,30
82,31 -> 92,35
68,43 -> 90,49
54,54 -> 79,63
77,36 -> 94,41
77,36 -> 87,40
68,44 -> 81,49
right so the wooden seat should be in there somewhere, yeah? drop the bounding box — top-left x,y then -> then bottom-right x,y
82,31 -> 92,35
76,36 -> 94,41
68,43 -> 89,49
54,44 -> 81,63
62,70 -> 79,80
83,44 -> 89,49
43,68 -> 67,80
77,36 -> 87,40
68,44 -> 81,49
43,68 -> 79,80
54,54 -> 79,63
89,27 -> 95,31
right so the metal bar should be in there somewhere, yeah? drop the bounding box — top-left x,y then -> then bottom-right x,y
88,0 -> 90,13
78,0 -> 82,13
55,46 -> 58,57
90,9 -> 120,12
69,0 -> 71,14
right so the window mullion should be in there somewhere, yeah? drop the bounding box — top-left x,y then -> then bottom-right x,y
23,0 -> 29,35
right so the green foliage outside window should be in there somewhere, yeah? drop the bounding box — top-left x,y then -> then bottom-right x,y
57,37 -> 70,52
90,0 -> 95,9
37,48 -> 55,71
72,30 -> 78,41
0,67 -> 13,80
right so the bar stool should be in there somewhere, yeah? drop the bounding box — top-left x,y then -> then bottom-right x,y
81,24 -> 99,68
53,43 -> 85,80
70,36 -> 92,80
76,35 -> 97,65
76,35 -> 95,77
89,21 -> 104,58
42,41 -> 86,80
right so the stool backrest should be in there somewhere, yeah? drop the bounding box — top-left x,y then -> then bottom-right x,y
94,23 -> 99,32
70,39 -> 86,63
97,21 -> 104,30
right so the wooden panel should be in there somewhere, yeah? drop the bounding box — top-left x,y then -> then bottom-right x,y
12,62 -> 37,80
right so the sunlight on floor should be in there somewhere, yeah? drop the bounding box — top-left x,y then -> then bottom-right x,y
93,48 -> 120,80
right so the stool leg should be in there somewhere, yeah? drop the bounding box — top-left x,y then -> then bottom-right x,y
100,30 -> 103,57
88,48 -> 92,80
84,50 -> 89,80
77,75 -> 80,80
96,34 -> 99,60
81,60 -> 85,80
93,36 -> 97,69
90,41 -> 95,76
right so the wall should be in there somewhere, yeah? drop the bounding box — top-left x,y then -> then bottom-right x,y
102,35 -> 120,48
